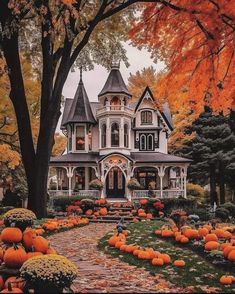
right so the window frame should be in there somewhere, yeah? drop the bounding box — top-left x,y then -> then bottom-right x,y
111,122 -> 120,147
141,110 -> 153,125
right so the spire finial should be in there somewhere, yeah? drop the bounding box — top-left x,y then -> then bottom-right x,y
111,61 -> 120,70
79,66 -> 83,83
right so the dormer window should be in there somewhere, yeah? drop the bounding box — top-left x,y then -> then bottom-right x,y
111,96 -> 121,110
76,126 -> 85,150
141,111 -> 152,124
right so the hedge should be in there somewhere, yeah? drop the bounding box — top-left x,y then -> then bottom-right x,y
51,195 -> 98,211
162,197 -> 197,214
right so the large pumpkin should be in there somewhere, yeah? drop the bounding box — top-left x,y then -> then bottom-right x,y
0,282 -> 23,293
223,245 -> 235,258
220,275 -> 233,285
1,228 -> 22,244
3,246 -> 27,269
138,251 -> 151,260
198,227 -> 209,237
99,208 -> 108,216
32,236 -> 49,254
162,230 -> 174,238
183,229 -> 199,239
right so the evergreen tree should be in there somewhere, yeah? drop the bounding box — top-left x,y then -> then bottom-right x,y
176,106 -> 235,204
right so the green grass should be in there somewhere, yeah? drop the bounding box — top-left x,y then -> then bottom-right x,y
98,221 -> 235,293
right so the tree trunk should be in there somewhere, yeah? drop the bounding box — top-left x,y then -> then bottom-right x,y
209,164 -> 218,205
219,162 -> 225,204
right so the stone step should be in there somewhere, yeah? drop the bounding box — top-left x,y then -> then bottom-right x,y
109,207 -> 133,212
83,215 -> 135,221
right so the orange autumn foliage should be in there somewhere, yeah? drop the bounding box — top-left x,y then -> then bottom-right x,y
129,0 -> 235,116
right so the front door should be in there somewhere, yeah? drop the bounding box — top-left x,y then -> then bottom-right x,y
106,167 -> 125,198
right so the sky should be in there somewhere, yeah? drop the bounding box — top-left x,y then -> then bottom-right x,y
62,42 -> 165,102
57,42 -> 165,132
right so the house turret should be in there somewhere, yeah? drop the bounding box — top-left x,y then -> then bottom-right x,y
97,63 -> 134,155
61,70 -> 96,153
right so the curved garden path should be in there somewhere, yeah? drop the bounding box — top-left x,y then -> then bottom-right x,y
48,223 -> 188,293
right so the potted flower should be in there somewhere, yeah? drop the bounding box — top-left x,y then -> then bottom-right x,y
127,178 -> 141,198
89,179 -> 104,197
3,208 -> 37,231
20,254 -> 78,293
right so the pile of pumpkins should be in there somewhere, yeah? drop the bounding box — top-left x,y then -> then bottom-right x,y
41,216 -> 89,232
108,232 -> 185,268
155,224 -> 235,262
0,226 -> 57,292
135,209 -> 153,219
86,207 -> 108,217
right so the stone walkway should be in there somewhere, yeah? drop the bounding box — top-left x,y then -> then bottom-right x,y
48,224 -> 188,293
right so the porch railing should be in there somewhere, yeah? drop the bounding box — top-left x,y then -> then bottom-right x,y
132,190 -> 184,199
48,190 -> 100,198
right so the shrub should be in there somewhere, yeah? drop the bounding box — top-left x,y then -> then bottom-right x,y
89,179 -> 104,191
52,196 -> 98,211
189,208 -> 212,221
162,197 -> 197,215
80,199 -> 95,211
215,207 -> 230,221
127,178 -> 141,190
186,183 -> 205,198
219,202 -> 235,217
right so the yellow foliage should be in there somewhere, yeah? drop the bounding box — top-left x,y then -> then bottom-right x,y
0,144 -> 20,169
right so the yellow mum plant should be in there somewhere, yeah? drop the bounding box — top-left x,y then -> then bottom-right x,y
4,208 -> 37,228
20,254 -> 78,289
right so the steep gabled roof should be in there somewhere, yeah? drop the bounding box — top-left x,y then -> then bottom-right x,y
135,86 -> 173,130
98,65 -> 132,97
61,78 -> 96,129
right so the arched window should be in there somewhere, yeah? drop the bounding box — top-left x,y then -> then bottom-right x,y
124,124 -> 129,148
147,134 -> 154,150
141,111 -> 153,124
111,123 -> 119,147
111,96 -> 121,110
101,124 -> 106,148
140,134 -> 146,151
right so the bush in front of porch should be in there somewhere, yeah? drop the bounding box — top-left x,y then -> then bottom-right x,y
52,195 -> 98,212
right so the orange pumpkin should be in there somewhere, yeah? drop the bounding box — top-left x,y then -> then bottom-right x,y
180,237 -> 189,244
205,233 -> 218,243
183,229 -> 199,239
223,245 -> 235,258
160,253 -> 171,264
115,241 -> 125,249
138,212 -> 147,218
35,228 -> 45,235
162,230 -> 174,238
138,251 -> 151,260
46,248 -> 57,254
220,275 -> 233,285
146,213 -> 153,219
1,228 -> 22,244
138,209 -> 145,214
0,247 -> 4,261
212,229 -> 226,238
32,236 -> 49,254
198,227 -> 209,237
175,235 -> 183,242
205,241 -> 220,251
27,252 -> 43,259
3,246 -> 27,269
4,277 -> 25,290
220,242 -> 231,250
228,249 -> 235,262
0,282 -> 23,293
22,229 -> 37,250
0,276 -> 4,291
173,260 -> 185,267
133,249 -> 141,256
99,208 -> 108,216
108,235 -> 124,247
120,244 -> 127,251
155,230 -> 162,236
152,258 -> 164,266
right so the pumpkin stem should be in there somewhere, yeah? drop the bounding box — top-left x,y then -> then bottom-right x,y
8,282 -> 12,291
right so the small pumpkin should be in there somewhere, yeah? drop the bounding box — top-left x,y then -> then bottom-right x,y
160,253 -> 171,264
99,208 -> 108,216
1,228 -> 22,244
85,209 -> 93,216
219,275 -> 233,285
205,233 -> 218,243
139,199 -> 148,205
152,258 -> 164,266
0,282 -> 23,293
32,236 -> 49,254
223,245 -> 235,258
138,251 -> 151,260
4,277 -> 25,290
162,230 -> 174,238
228,249 -> 235,262
198,227 -> 209,237
173,260 -> 185,267
22,229 -> 37,250
180,237 -> 189,244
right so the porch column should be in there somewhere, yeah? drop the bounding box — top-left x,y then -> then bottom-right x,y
85,167 -> 89,190
107,117 -> 111,148
100,163 -> 105,199
158,166 -> 165,198
182,166 -> 187,198
66,166 -> 74,196
120,117 -> 124,148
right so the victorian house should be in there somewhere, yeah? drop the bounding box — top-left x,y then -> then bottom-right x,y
49,64 -> 191,200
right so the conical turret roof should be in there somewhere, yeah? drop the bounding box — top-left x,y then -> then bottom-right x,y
98,64 -> 131,97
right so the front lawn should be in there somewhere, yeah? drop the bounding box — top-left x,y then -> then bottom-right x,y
98,221 -> 235,293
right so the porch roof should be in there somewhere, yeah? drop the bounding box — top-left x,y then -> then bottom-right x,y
130,152 -> 192,163
50,152 -> 100,164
